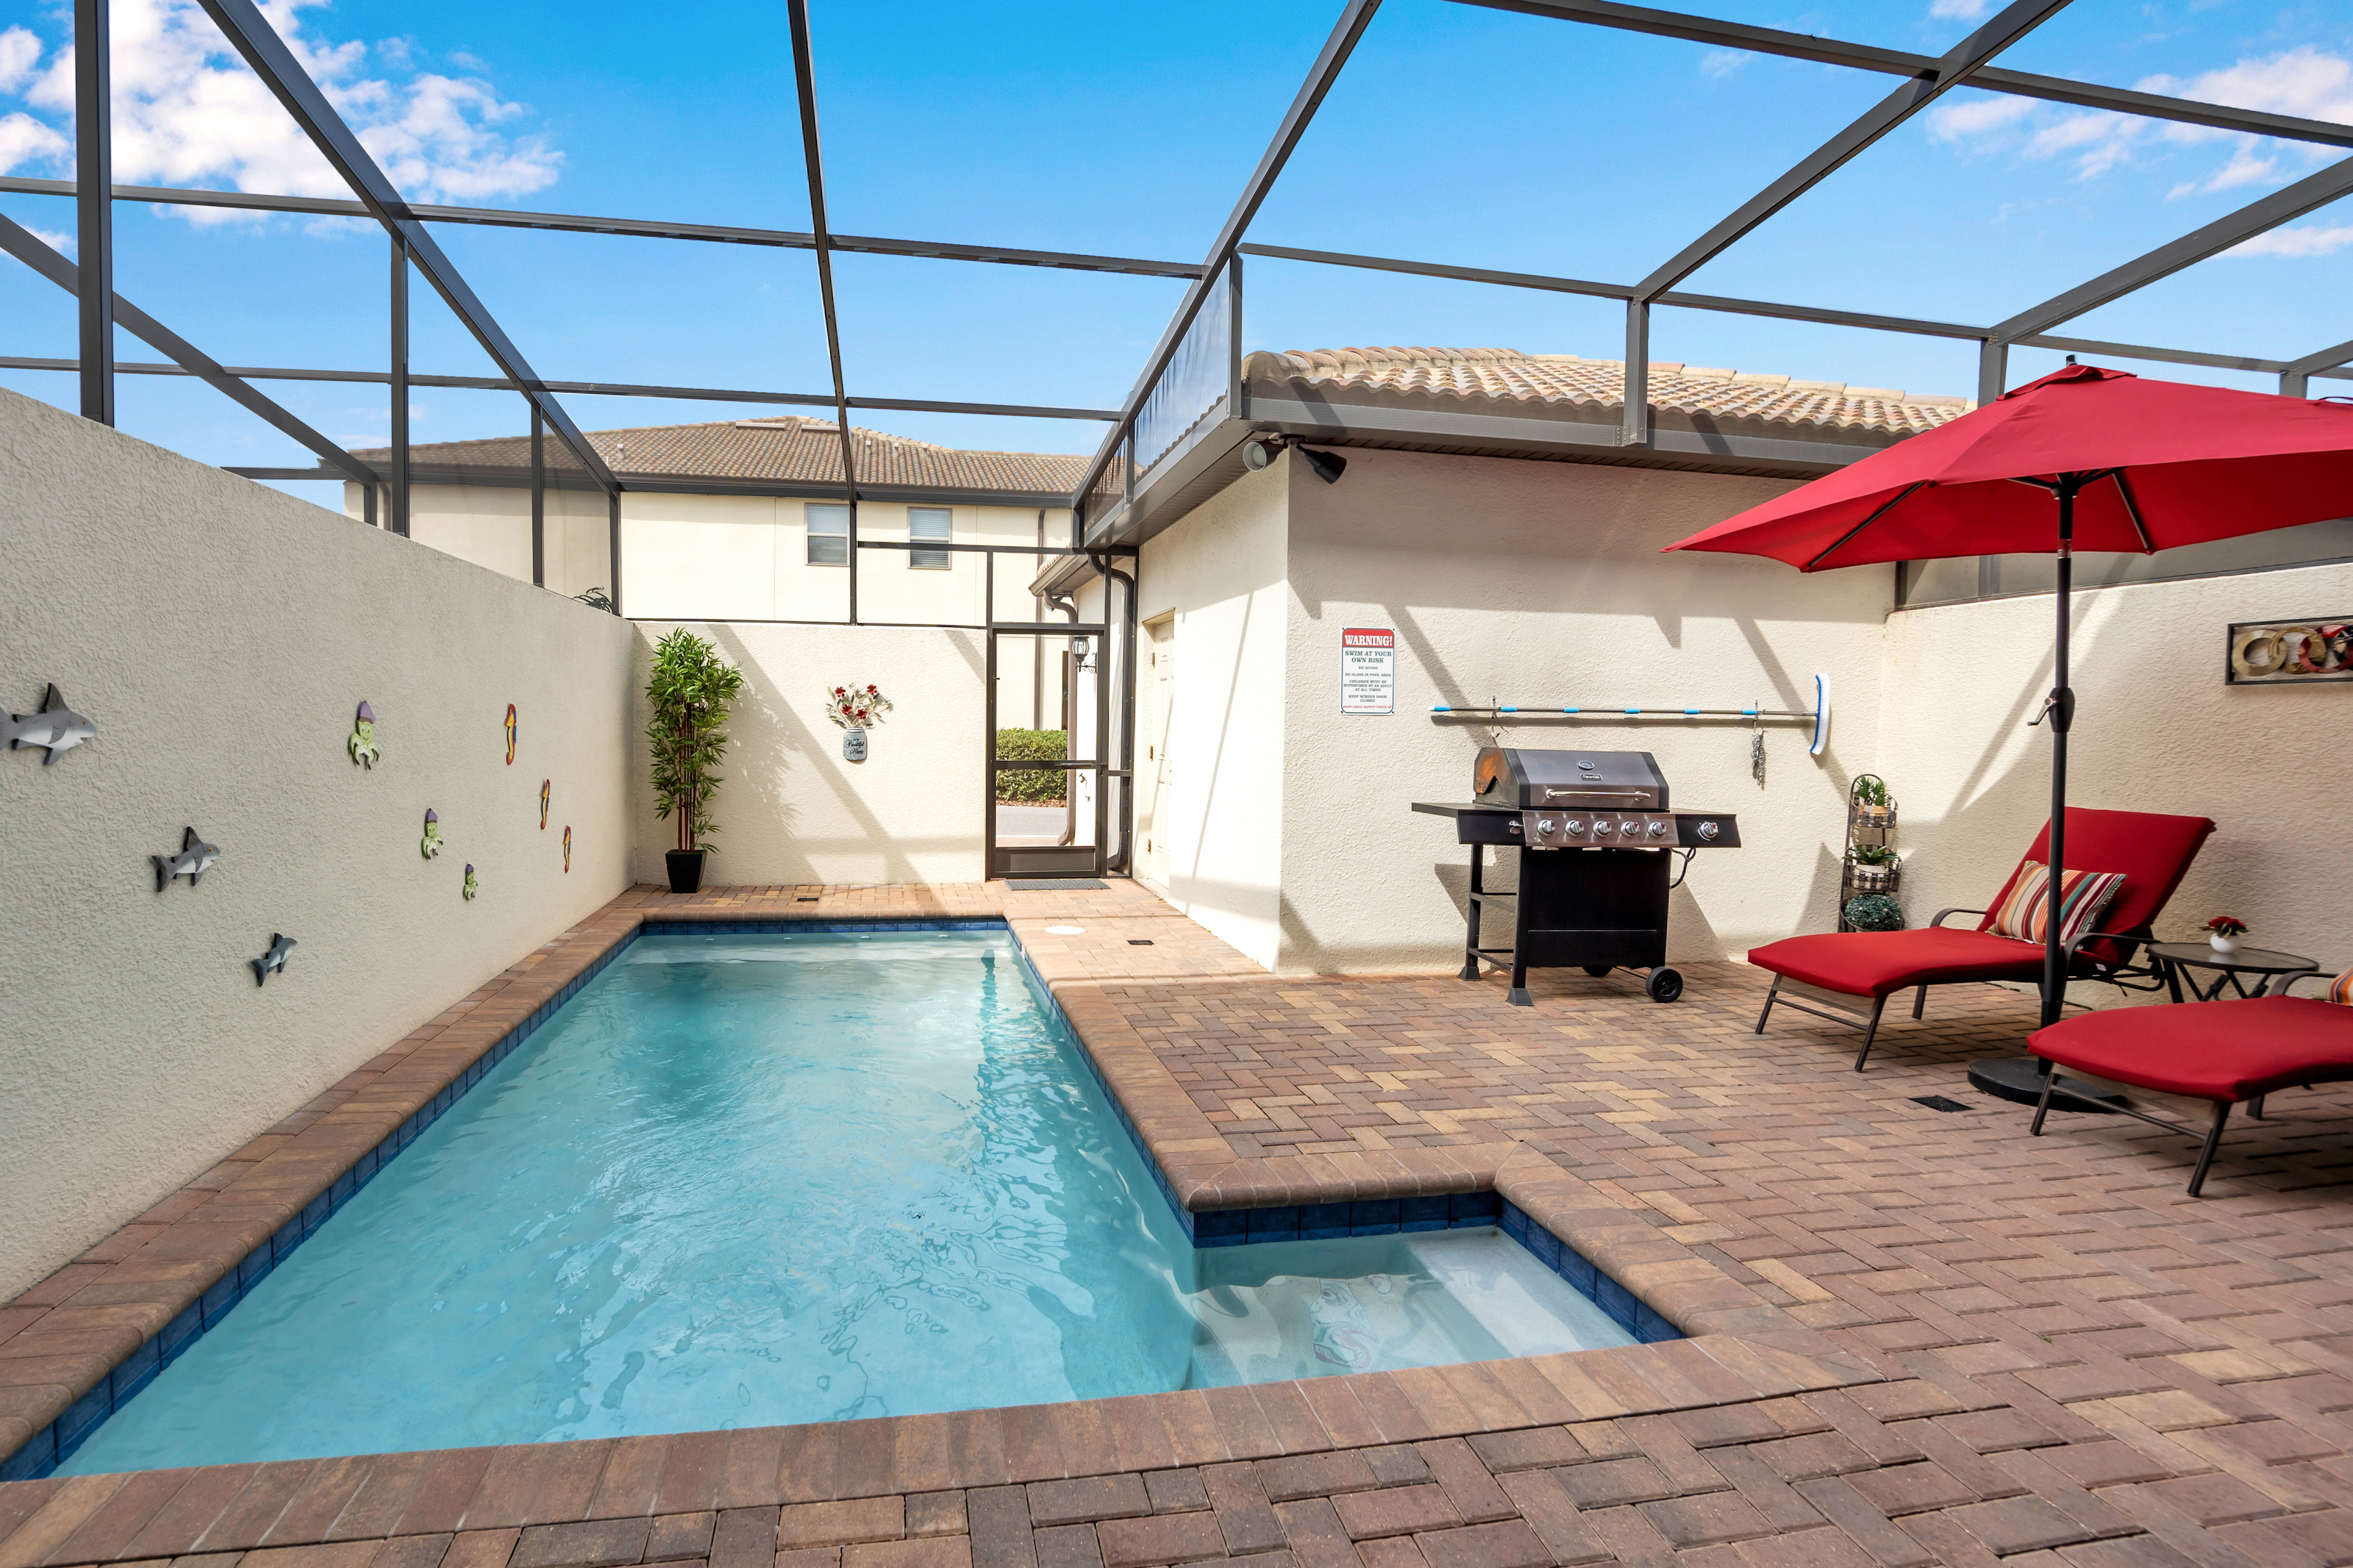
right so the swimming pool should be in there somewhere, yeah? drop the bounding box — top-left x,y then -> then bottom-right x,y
60,929 -> 1632,1473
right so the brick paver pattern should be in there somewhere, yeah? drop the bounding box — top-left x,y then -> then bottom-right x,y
3,878 -> 2350,1568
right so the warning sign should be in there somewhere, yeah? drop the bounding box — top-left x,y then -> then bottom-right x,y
1341,627 -> 1396,715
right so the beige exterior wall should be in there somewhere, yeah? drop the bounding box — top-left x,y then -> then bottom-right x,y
355,486 -> 1072,730
1878,561 -> 2353,995
1134,463 -> 1291,967
5,388 -> 638,1301
629,622 -> 988,887
1273,447 -> 1882,974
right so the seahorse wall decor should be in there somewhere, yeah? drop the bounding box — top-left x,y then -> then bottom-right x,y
347,701 -> 379,768
421,809 -> 443,860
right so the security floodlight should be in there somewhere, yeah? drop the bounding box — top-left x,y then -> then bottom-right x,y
1241,437 -> 1279,470
1300,446 -> 1347,484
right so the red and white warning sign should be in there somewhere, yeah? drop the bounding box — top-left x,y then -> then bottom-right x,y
1340,627 -> 1396,715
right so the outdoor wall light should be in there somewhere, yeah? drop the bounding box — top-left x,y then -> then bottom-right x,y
1242,437 -> 1280,470
1240,435 -> 1346,484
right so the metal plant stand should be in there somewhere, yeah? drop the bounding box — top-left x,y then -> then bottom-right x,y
1836,775 -> 1899,929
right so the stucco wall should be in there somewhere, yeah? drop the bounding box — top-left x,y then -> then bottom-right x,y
343,480 -> 610,601
1,388 -> 638,1301
1877,561 -> 2353,995
1135,463 -> 1291,968
1274,447 -> 1885,975
628,622 -> 989,887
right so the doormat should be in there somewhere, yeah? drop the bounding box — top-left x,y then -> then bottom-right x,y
1007,878 -> 1107,890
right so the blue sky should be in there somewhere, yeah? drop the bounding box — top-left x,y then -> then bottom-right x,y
1,0 -> 2350,510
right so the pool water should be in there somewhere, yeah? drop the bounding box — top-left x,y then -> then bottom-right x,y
62,931 -> 1630,1472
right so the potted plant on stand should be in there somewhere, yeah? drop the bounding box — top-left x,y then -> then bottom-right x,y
647,628 -> 746,894
2204,916 -> 2247,958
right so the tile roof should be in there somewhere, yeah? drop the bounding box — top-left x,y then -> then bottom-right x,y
1251,346 -> 1971,440
354,417 -> 1090,495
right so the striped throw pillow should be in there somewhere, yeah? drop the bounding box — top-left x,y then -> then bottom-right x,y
2328,967 -> 2353,1005
1986,861 -> 2127,947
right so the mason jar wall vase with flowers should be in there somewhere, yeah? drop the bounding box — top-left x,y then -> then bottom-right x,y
2204,916 -> 2248,958
827,683 -> 893,762
646,629 -> 746,895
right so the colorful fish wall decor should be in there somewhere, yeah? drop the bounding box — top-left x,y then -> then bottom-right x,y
504,704 -> 518,765
348,702 -> 379,768
563,826 -> 571,873
540,778 -> 551,828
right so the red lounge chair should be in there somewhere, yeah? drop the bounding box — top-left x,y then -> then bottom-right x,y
1747,808 -> 2215,1070
2027,975 -> 2353,1195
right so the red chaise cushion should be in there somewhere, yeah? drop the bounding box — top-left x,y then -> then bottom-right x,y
1749,927 -> 2048,998
2029,996 -> 2353,1103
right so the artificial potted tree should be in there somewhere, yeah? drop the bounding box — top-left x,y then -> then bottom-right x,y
646,628 -> 746,894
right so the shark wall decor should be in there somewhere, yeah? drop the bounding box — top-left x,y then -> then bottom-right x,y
348,702 -> 379,768
153,827 -> 221,890
5,684 -> 96,764
504,704 -> 518,765
421,809 -> 443,859
251,933 -> 296,985
540,778 -> 550,829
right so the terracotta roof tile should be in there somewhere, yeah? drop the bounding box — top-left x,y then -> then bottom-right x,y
1250,346 -> 1970,439
356,417 -> 1090,495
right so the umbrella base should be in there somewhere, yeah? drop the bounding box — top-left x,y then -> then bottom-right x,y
1969,1056 -> 2123,1113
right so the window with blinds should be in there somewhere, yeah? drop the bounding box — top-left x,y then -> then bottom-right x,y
806,502 -> 849,565
910,506 -> 951,569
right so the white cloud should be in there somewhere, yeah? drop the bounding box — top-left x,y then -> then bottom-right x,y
2227,222 -> 2353,258
1925,46 -> 2353,190
29,224 -> 73,254
1929,0 -> 1995,18
0,108 -> 67,173
0,25 -> 39,93
1699,49 -> 1746,82
0,0 -> 560,223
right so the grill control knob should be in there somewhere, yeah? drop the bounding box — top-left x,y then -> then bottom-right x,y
1563,818 -> 1585,835
1697,820 -> 1720,842
1619,820 -> 1640,837
1536,817 -> 1559,837
1647,820 -> 1670,839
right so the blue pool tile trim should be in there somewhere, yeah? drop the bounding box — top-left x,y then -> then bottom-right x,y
7,914 -> 1673,1483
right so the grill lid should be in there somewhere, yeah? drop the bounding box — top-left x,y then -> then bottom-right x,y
1472,748 -> 1667,809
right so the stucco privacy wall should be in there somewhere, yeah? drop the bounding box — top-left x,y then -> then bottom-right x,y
1877,559 -> 2353,997
1274,446 -> 1883,974
629,622 -> 988,887
0,387 -> 637,1301
1135,462 -> 1290,967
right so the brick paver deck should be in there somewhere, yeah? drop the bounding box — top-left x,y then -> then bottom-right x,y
3,879 -> 2349,1567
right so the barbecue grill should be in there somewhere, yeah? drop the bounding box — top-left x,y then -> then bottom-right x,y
1414,748 -> 1741,1005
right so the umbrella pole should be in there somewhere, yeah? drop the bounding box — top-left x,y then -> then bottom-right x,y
1969,477 -> 2117,1112
2043,483 -> 2074,1029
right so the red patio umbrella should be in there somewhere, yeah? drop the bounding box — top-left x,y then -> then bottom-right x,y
1666,362 -> 2353,1095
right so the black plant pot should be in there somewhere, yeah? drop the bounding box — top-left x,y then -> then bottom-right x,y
665,850 -> 706,895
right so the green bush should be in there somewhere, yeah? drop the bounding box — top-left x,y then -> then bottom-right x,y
996,728 -> 1071,803
1845,894 -> 1905,931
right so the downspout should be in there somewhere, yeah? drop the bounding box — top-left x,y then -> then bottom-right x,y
1046,588 -> 1079,847
1092,552 -> 1139,877
1033,507 -> 1046,729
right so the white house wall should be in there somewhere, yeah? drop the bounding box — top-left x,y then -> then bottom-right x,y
1275,446 -> 1884,975
1877,560 -> 2353,992
1135,462 -> 1291,969
6,389 -> 638,1302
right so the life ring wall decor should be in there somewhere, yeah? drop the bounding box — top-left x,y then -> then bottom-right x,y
2228,617 -> 2352,684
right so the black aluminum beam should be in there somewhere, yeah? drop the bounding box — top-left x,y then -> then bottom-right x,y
0,176 -> 1207,279
192,0 -> 617,494
0,355 -> 1120,420
786,0 -> 863,623
1632,0 -> 2068,301
2279,336 -> 2353,398
0,212 -> 376,484
1993,154 -> 2353,341
1074,0 -> 1384,514
1235,242 -> 2303,383
74,0 -> 112,425
1446,0 -> 2353,150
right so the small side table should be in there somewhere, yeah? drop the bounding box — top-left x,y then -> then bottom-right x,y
2147,942 -> 2317,1003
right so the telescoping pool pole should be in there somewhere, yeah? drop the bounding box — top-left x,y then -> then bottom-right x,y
1431,676 -> 1832,756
